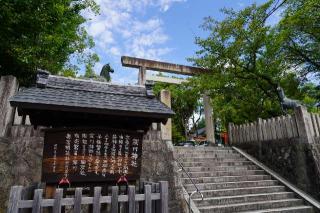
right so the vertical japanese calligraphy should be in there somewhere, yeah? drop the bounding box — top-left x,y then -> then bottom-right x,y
42,128 -> 143,183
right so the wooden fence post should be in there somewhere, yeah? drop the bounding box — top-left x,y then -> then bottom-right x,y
144,185 -> 152,213
311,113 -> 319,137
52,189 -> 63,213
159,181 -> 168,213
31,189 -> 43,213
6,183 -> 167,212
294,106 -> 315,143
256,118 -> 263,142
128,186 -> 136,213
93,187 -> 102,213
7,186 -> 23,213
111,186 -> 119,213
74,188 -> 82,213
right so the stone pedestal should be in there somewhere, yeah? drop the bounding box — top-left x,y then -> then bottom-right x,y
0,76 -> 19,137
160,90 -> 172,141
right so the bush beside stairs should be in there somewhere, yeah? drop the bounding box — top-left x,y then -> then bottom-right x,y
175,146 -> 315,213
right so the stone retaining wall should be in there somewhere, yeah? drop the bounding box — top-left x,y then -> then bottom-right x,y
0,126 -> 43,212
236,139 -> 320,201
140,130 -> 185,213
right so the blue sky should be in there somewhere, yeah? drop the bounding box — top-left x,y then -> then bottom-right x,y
82,0 -> 280,84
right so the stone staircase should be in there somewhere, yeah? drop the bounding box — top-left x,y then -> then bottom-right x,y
175,146 -> 314,213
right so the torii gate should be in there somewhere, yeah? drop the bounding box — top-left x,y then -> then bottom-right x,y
121,56 -> 215,144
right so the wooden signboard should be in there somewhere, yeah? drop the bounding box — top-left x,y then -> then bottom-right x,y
42,128 -> 143,183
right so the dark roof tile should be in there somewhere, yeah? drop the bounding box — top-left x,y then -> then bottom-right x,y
10,75 -> 174,118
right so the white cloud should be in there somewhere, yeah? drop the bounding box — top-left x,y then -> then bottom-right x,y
83,0 -> 186,81
159,0 -> 186,12
83,0 -> 186,78
109,47 -> 121,56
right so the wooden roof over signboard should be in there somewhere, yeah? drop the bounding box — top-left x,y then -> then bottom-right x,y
10,72 -> 174,128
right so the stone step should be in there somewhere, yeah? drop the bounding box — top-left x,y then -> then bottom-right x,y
239,206 -> 314,213
180,157 -> 247,162
180,161 -> 253,167
184,180 -> 279,191
193,192 -> 295,207
198,199 -> 304,213
175,147 -> 232,151
175,149 -> 237,155
183,165 -> 259,172
192,186 -> 286,198
182,175 -> 272,184
177,153 -> 242,158
181,170 -> 265,178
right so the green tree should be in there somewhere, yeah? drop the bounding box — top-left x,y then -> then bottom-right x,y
190,0 -> 319,125
0,0 -> 99,85
279,0 -> 320,78
153,82 -> 200,143
191,2 -> 290,124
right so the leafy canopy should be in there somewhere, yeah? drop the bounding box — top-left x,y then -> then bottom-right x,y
153,81 -> 201,143
279,0 -> 320,78
190,0 -> 320,126
0,0 -> 99,85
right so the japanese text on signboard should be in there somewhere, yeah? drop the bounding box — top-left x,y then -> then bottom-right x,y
42,129 -> 142,183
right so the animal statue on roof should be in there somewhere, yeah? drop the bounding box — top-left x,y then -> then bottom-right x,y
277,85 -> 303,113
100,63 -> 114,82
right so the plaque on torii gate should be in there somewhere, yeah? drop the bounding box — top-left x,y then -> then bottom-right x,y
121,56 -> 215,144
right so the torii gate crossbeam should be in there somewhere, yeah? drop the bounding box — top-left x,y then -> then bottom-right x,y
121,56 -> 215,144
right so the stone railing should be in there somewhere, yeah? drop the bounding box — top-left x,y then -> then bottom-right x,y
228,106 -> 320,144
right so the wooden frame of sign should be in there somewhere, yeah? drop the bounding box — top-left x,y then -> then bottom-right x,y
42,128 -> 143,184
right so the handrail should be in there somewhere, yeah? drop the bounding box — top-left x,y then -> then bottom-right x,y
177,159 -> 204,213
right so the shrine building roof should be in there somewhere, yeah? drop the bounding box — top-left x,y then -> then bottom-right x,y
10,70 -> 174,127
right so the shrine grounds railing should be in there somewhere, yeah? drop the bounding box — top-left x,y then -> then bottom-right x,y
228,106 -> 320,144
7,181 -> 168,213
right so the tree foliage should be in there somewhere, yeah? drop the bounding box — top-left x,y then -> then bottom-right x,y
153,82 -> 201,143
191,0 -> 320,125
0,0 -> 99,85
279,0 -> 320,78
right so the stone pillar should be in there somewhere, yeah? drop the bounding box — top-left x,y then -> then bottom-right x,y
203,94 -> 215,144
138,66 -> 146,85
294,106 -> 314,144
160,90 -> 172,141
228,123 -> 233,144
0,75 -> 19,137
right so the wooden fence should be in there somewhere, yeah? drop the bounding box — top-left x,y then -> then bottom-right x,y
228,106 -> 320,144
7,181 -> 168,213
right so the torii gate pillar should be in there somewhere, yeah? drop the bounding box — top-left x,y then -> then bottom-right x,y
138,66 -> 146,85
203,94 -> 215,144
121,56 -> 215,143
160,90 -> 172,141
